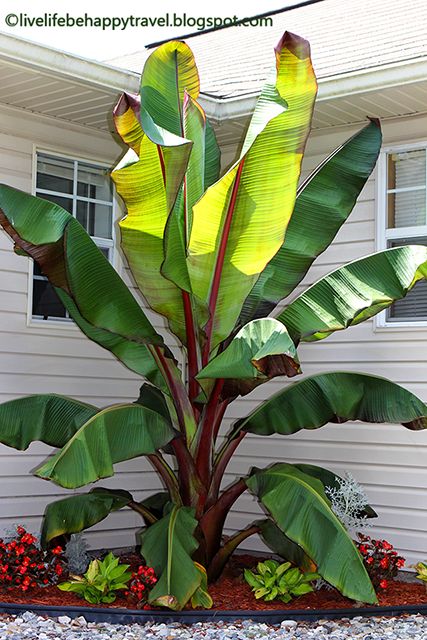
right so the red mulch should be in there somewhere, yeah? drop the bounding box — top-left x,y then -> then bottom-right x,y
0,554 -> 426,611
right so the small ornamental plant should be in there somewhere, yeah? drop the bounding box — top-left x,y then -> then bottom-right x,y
125,564 -> 158,608
414,561 -> 427,591
58,552 -> 132,604
0,525 -> 65,592
244,559 -> 319,604
356,533 -> 405,591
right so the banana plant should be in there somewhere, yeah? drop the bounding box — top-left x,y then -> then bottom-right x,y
0,32 -> 427,610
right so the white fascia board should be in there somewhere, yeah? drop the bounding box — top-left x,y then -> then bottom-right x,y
0,31 -> 140,94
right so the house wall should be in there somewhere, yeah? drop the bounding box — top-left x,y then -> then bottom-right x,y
0,101 -> 426,567
220,112 -> 427,568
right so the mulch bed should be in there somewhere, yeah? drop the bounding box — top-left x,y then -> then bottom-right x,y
0,554 -> 426,612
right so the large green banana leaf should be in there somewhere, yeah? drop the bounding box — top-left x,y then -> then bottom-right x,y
113,44 -> 219,345
246,464 -> 377,603
35,404 -> 176,488
187,32 -> 317,352
41,488 -> 133,545
0,185 -> 173,389
162,94 -> 218,297
141,505 -> 202,610
236,372 -> 427,436
140,40 -> 199,137
112,135 -> 188,343
0,394 -> 97,450
278,245 -> 427,343
240,119 -> 382,322
197,318 -> 300,397
256,518 -> 315,571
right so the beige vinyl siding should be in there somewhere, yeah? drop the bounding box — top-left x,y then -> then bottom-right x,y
0,105 -> 173,549
222,114 -> 427,568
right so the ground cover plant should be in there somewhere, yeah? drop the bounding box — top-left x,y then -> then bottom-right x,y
0,31 -> 427,610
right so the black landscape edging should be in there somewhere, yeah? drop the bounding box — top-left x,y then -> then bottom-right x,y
1,601 -> 427,624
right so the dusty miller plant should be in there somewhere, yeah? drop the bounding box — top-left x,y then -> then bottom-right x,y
64,533 -> 90,575
325,473 -> 373,534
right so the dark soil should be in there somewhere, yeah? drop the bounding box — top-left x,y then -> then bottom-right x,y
0,554 -> 426,611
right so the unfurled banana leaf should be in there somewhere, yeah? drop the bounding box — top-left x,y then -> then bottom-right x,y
140,40 -> 199,137
112,136 -> 189,343
197,318 -> 301,397
162,93 -> 217,298
240,119 -> 382,322
187,32 -> 317,352
256,518 -> 315,572
113,92 -> 145,154
35,404 -> 176,488
278,245 -> 427,344
41,488 -> 133,546
0,185 -> 173,389
236,372 -> 427,436
0,394 -> 97,450
246,464 -> 377,603
141,505 -> 201,610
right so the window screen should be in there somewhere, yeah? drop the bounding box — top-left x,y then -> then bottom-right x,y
385,148 -> 427,323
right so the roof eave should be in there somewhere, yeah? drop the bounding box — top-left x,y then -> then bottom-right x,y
199,56 -> 427,122
0,31 -> 140,94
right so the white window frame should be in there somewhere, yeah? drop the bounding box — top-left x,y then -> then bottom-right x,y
27,145 -> 118,329
375,138 -> 427,330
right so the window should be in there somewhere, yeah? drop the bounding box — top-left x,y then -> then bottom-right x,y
31,152 -> 114,322
378,144 -> 427,325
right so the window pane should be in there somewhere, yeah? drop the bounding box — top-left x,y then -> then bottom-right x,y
32,280 -> 67,320
36,155 -> 74,194
387,237 -> 427,321
76,200 -> 88,232
37,192 -> 73,214
77,201 -> 112,239
387,188 -> 426,228
77,163 -> 112,201
388,149 -> 426,190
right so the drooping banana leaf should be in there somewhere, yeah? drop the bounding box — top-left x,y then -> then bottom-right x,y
41,488 -> 133,546
35,404 -> 177,488
0,394 -> 97,450
256,518 -> 315,572
293,464 -> 377,518
197,318 -> 301,397
240,119 -> 382,322
278,245 -> 427,344
236,371 -> 427,436
141,505 -> 201,610
246,464 -> 377,603
187,32 -> 317,352
0,185 -> 173,390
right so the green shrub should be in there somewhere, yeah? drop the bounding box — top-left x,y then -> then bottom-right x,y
244,559 -> 319,603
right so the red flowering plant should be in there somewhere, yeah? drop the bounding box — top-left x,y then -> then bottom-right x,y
125,565 -> 158,608
356,532 -> 405,591
0,525 -> 66,592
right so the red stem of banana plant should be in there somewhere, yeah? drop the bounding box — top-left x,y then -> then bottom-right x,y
158,141 -> 200,409
206,430 -> 246,509
202,159 -> 246,367
195,379 -> 224,486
